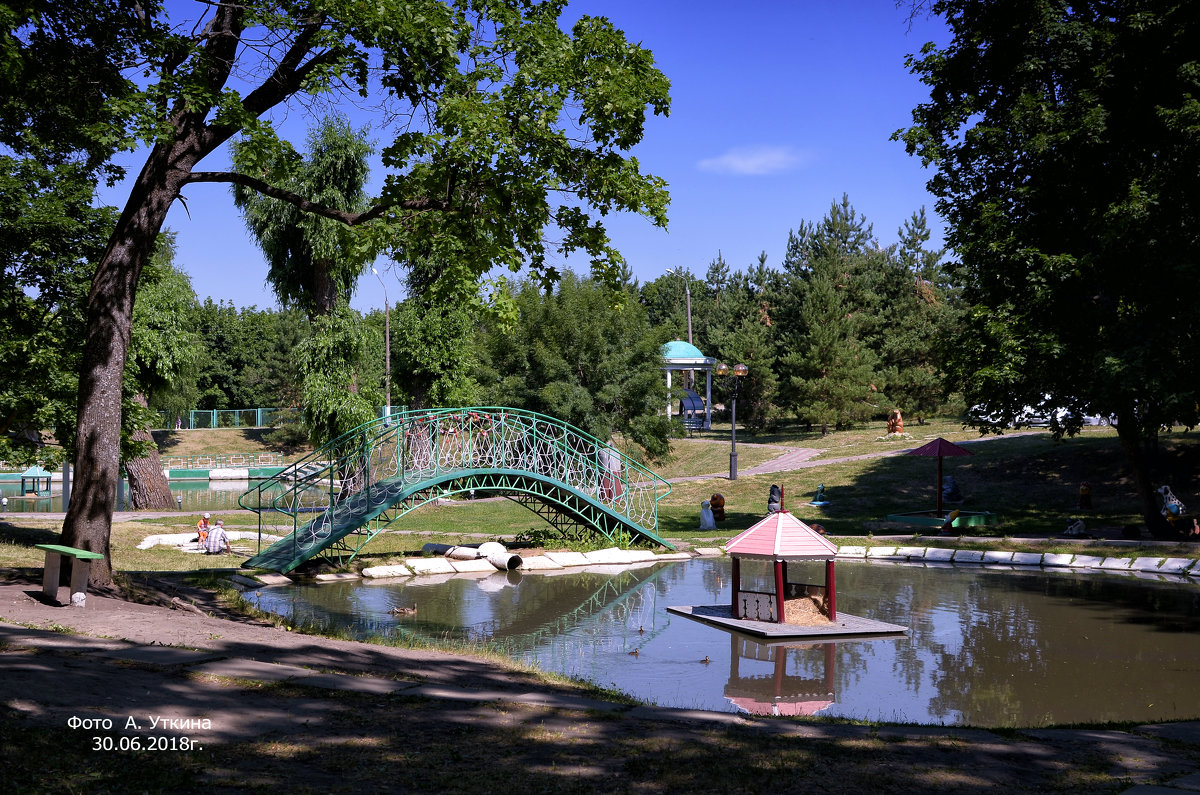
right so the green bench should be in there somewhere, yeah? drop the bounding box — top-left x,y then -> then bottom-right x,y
34,544 -> 104,607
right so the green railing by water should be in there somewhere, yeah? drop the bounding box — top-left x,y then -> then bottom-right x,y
161,452 -> 286,470
239,407 -> 674,573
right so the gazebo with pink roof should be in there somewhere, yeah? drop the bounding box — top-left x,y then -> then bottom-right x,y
725,503 -> 840,624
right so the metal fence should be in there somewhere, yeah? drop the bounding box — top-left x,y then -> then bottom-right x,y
156,406 -> 404,430
159,452 -> 286,470
156,408 -> 284,430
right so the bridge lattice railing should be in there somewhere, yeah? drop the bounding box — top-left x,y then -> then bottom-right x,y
239,407 -> 671,551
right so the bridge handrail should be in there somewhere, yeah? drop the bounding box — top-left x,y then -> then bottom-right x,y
238,407 -> 672,551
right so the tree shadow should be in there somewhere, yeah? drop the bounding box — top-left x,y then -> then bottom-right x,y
831,433 -> 1146,537
0,522 -> 61,547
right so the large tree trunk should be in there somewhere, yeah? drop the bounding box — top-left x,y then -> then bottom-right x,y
60,146 -> 198,587
1115,413 -> 1173,539
126,394 -> 174,509
56,5 -> 332,586
313,260 -> 339,316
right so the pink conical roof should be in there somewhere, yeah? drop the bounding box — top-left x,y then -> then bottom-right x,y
907,437 -> 973,457
725,511 -> 839,560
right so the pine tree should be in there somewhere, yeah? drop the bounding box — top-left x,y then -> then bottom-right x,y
784,257 -> 880,434
779,197 -> 883,431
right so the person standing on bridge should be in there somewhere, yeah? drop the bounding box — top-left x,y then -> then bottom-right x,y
599,443 -> 624,503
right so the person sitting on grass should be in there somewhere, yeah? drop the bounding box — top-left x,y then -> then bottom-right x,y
204,520 -> 232,555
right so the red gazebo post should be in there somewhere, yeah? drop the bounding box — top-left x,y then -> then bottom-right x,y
825,559 -> 837,621
936,454 -> 944,517
907,437 -> 973,519
773,560 -> 786,623
731,556 -> 741,612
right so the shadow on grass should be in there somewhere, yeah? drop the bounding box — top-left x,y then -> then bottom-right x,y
659,431 -> 1200,539
0,523 -> 61,547
842,432 -> 1200,537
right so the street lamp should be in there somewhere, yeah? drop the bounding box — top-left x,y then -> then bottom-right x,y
716,362 -> 749,479
371,267 -> 391,424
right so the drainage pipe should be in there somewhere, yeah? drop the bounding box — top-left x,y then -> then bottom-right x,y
478,541 -> 523,571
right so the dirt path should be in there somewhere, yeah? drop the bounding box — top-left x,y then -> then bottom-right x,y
669,431 -> 1043,484
1,569 -> 1198,793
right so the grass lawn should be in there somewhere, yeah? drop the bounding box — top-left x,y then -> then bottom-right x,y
150,427 -> 313,464
3,418 -> 1199,574
641,438 -> 783,479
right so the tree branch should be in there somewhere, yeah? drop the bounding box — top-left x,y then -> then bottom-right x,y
183,171 -> 449,224
196,19 -> 347,154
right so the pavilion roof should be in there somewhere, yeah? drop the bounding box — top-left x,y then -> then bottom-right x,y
725,511 -> 839,560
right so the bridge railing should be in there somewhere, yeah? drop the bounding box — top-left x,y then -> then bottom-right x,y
239,407 -> 672,555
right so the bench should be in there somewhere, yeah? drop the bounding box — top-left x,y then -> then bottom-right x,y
34,544 -> 104,607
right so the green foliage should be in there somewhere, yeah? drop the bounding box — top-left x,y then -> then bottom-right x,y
261,409 -> 310,453
237,308 -> 306,409
638,199 -> 958,435
297,305 -> 380,447
0,156 -> 109,466
0,2 -> 146,181
232,114 -> 374,317
192,302 -> 305,411
784,269 -> 880,432
897,0 -> 1200,431
477,273 -> 673,458
896,0 -> 1200,529
2,0 -> 674,571
779,197 -> 885,431
128,233 -> 202,423
879,210 -> 959,423
392,299 -> 480,409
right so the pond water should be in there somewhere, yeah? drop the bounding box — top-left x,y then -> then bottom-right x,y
246,558 -> 1200,727
0,479 -> 265,513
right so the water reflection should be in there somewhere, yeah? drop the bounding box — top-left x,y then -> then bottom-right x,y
0,479 -> 269,513
724,637 -> 836,717
247,559 -> 1200,726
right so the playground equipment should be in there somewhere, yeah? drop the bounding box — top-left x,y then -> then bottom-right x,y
239,407 -> 673,573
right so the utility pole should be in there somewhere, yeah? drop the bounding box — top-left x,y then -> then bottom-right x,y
372,268 -> 391,423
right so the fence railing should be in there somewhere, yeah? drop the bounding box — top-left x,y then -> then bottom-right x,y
159,452 -> 286,470
156,408 -> 285,430
155,406 -> 405,430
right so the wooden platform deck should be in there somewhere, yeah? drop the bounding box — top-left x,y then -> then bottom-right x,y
666,604 -> 908,641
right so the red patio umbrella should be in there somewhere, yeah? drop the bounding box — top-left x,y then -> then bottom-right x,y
907,437 -> 973,518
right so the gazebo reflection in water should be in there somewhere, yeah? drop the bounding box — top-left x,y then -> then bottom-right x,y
724,634 -> 837,717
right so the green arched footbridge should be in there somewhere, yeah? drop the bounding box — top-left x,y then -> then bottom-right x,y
239,407 -> 674,573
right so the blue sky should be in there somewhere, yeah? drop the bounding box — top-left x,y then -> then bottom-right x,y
104,1 -> 950,312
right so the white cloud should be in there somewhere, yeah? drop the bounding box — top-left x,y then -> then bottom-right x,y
696,145 -> 807,176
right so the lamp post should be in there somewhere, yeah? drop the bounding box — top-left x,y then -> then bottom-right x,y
371,267 -> 391,424
716,362 -> 749,479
